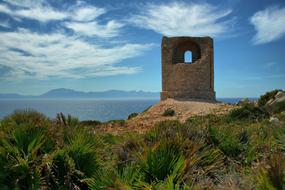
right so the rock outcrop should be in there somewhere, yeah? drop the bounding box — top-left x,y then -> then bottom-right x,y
266,91 -> 285,113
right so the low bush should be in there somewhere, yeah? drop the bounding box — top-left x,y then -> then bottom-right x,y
139,142 -> 183,183
127,112 -> 138,120
209,126 -> 246,158
1,109 -> 51,134
163,108 -> 175,116
2,109 -> 49,126
255,153 -> 285,189
0,126 -> 54,189
80,120 -> 102,127
66,132 -> 101,178
228,104 -> 269,122
144,120 -> 183,144
56,112 -> 80,128
0,110 -> 102,189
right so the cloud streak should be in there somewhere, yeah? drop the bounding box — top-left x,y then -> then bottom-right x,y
70,6 -> 106,22
0,3 -> 68,22
64,20 -> 124,38
0,29 -> 152,80
250,6 -> 285,44
0,1 -> 153,81
1,1 -> 114,25
129,2 -> 233,37
0,1 -> 125,37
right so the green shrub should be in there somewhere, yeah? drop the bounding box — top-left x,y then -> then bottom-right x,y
0,126 -> 54,189
127,112 -> 138,120
209,126 -> 246,158
101,133 -> 119,144
228,104 -> 269,121
56,112 -> 80,128
186,114 -> 225,128
117,139 -> 141,168
88,171 -> 116,190
144,120 -> 183,145
67,132 -> 101,178
256,154 -> 285,190
267,154 -> 285,189
80,120 -> 102,127
139,142 -> 183,183
1,110 -> 50,133
163,108 -> 175,116
0,111 -> 103,189
49,149 -> 77,188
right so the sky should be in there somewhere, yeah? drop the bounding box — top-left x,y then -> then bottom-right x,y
0,0 -> 285,98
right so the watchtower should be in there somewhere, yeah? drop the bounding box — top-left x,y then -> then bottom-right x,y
160,36 -> 216,101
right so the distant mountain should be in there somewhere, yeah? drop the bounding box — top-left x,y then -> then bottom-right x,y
0,88 -> 160,99
0,93 -> 30,99
39,88 -> 86,98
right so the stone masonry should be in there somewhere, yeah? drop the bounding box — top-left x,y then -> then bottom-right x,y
161,36 -> 216,101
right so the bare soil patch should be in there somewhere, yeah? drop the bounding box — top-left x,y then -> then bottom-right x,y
100,99 -> 235,134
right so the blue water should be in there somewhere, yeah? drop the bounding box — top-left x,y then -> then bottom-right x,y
0,99 -> 159,121
0,98 -> 257,121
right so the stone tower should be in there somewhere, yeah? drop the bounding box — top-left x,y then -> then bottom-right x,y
160,36 -> 216,101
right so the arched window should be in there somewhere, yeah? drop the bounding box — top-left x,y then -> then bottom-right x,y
184,51 -> 192,63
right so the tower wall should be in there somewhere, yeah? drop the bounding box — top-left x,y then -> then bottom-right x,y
161,36 -> 216,101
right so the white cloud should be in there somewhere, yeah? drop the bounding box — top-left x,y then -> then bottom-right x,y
1,1 -> 106,23
71,6 -> 106,22
0,2 -> 123,37
0,1 -> 153,81
0,29 -> 153,80
79,65 -> 142,77
250,6 -> 285,44
64,20 -> 123,38
129,2 -> 233,37
15,6 -> 68,22
3,0 -> 44,8
64,4 -> 124,38
0,3 -> 68,22
0,4 -> 12,15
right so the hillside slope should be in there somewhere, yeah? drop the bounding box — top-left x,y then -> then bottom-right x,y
128,99 -> 234,130
102,99 -> 235,134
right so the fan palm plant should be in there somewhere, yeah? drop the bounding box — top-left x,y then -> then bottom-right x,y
0,126 -> 53,189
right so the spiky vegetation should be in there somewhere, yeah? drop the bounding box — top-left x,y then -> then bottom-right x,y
1,90 -> 285,189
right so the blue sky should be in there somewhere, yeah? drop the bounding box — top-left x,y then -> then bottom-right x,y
0,0 -> 284,97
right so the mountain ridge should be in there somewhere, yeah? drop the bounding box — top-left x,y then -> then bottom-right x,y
0,88 -> 160,99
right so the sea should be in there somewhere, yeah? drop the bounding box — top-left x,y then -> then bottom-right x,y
0,98 -> 257,121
